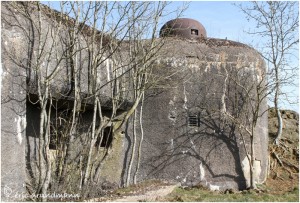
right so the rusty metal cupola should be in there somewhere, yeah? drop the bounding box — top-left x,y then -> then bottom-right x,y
159,18 -> 207,39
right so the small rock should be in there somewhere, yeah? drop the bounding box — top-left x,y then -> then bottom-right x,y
224,188 -> 235,194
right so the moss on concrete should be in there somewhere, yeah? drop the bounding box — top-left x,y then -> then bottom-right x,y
97,124 -> 124,185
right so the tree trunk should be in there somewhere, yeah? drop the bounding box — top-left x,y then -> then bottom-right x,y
274,107 -> 283,145
249,129 -> 257,189
126,109 -> 137,186
37,104 -> 46,200
133,92 -> 145,184
83,97 -> 98,187
42,96 -> 53,201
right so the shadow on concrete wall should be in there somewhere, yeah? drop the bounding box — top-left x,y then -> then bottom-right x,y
119,64 -> 255,190
143,118 -> 247,189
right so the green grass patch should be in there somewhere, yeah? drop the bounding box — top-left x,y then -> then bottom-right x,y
164,186 -> 299,202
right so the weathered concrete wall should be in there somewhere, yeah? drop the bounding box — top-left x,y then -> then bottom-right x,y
1,16 -> 27,200
1,2 -> 130,198
1,2 -> 132,106
96,129 -> 126,187
123,38 -> 269,190
25,101 -> 127,191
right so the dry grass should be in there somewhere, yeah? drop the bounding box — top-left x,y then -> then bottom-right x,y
161,186 -> 298,202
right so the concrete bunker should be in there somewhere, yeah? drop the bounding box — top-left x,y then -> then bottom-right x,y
126,19 -> 268,190
1,3 -> 269,200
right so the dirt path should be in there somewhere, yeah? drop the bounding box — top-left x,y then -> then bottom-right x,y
86,184 -> 179,202
112,184 -> 178,202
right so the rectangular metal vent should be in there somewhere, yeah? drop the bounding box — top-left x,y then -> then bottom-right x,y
188,114 -> 200,127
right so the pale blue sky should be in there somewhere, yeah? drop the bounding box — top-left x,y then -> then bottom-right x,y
44,1 -> 299,112
164,1 -> 252,42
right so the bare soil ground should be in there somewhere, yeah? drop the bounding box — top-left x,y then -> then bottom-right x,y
110,184 -> 179,202
267,108 -> 299,194
84,180 -> 178,202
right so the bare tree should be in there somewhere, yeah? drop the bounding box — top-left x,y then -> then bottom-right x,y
2,2 -> 69,200
237,1 -> 299,145
2,0 -> 189,200
189,53 -> 269,190
221,65 -> 270,189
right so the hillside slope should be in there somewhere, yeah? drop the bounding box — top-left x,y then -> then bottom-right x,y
267,108 -> 299,193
